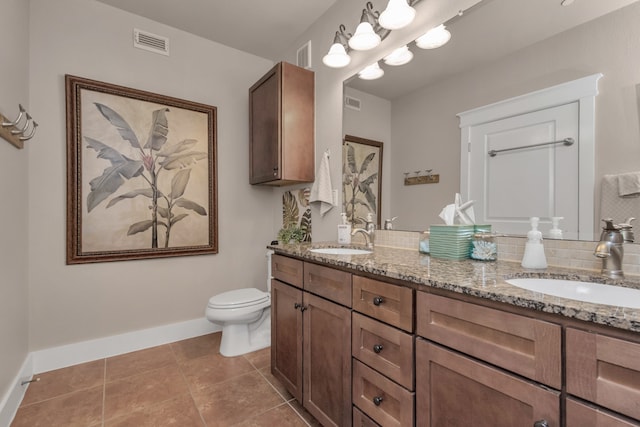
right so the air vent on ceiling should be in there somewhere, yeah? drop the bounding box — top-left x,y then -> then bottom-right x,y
133,29 -> 169,56
297,41 -> 312,69
344,95 -> 361,111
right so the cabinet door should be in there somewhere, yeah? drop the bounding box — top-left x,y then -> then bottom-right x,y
416,339 -> 560,427
566,398 -> 640,427
271,280 -> 303,402
566,328 -> 640,421
249,64 -> 280,184
304,292 -> 352,427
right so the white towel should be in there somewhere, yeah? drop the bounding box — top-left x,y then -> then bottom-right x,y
617,172 -> 640,197
310,151 -> 334,217
600,174 -> 640,234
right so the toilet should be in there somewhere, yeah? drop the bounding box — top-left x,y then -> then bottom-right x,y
205,250 -> 273,357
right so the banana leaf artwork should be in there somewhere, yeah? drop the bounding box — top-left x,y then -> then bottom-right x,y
282,188 -> 312,242
343,135 -> 383,228
66,75 -> 217,264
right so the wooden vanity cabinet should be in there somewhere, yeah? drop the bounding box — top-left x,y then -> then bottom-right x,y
566,327 -> 640,423
249,61 -> 314,186
351,276 -> 415,427
271,255 -> 352,427
416,291 -> 561,427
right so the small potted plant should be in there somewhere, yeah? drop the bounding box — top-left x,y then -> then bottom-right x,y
277,225 -> 305,244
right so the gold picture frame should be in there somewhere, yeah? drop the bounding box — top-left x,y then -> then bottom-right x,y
66,75 -> 218,264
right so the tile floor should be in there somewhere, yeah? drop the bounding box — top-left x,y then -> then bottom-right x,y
11,332 -> 321,426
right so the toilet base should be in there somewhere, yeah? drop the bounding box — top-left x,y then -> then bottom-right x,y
219,308 -> 271,357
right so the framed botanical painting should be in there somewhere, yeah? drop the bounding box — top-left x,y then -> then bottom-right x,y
342,135 -> 383,228
66,75 -> 217,264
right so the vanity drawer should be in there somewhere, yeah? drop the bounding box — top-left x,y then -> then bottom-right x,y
353,407 -> 380,427
566,398 -> 639,427
352,312 -> 414,389
416,292 -> 561,389
566,328 -> 640,421
271,254 -> 303,288
304,262 -> 352,307
352,276 -> 413,332
352,359 -> 414,427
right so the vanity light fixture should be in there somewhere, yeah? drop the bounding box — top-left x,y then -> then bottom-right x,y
415,24 -> 451,49
383,45 -> 413,66
349,2 -> 384,51
378,0 -> 417,30
322,25 -> 352,68
358,61 -> 385,80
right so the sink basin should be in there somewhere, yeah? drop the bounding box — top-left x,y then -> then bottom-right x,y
506,278 -> 640,309
309,248 -> 372,255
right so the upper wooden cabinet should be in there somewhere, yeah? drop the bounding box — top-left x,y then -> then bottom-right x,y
249,62 -> 315,186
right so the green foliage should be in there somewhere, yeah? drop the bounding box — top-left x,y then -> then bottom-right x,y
277,225 -> 306,244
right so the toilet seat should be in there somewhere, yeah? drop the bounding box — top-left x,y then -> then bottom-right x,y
207,288 -> 269,309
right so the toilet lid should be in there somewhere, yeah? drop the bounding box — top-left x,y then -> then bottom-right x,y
208,288 -> 269,309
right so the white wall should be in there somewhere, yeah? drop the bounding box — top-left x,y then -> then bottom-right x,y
26,0 -> 275,351
0,0 -> 30,404
343,87 -> 392,224
390,2 -> 640,232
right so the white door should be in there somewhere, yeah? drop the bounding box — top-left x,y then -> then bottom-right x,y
467,102 -> 579,238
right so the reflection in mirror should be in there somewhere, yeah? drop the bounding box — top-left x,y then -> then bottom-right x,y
343,0 -> 640,241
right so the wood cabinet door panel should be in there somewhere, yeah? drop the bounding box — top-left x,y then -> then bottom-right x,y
303,292 -> 352,427
304,262 -> 352,307
352,312 -> 414,389
249,64 -> 280,184
566,398 -> 640,427
353,276 -> 414,332
271,254 -> 303,288
416,339 -> 560,427
352,359 -> 415,427
270,280 -> 303,402
566,328 -> 640,421
416,292 -> 561,388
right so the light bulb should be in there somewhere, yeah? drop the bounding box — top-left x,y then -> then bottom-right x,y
322,43 -> 351,68
358,62 -> 384,80
378,0 -> 416,30
349,22 -> 381,51
415,24 -> 451,49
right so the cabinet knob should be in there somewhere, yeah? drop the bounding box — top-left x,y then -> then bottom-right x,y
294,303 -> 301,310
373,296 -> 384,306
300,305 -> 308,312
534,420 -> 549,427
373,344 -> 384,354
373,396 -> 384,406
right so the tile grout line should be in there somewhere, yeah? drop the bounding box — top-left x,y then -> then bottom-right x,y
169,342 -> 209,427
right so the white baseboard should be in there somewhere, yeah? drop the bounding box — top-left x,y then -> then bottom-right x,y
31,317 -> 221,374
0,317 -> 220,424
0,353 -> 33,427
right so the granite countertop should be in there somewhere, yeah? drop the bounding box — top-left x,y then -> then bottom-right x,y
269,242 -> 640,333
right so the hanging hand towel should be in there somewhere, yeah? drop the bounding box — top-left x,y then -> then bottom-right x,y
617,172 -> 640,197
310,151 -> 334,216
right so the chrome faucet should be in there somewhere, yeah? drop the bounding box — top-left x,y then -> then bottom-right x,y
352,214 -> 375,249
594,219 -> 624,279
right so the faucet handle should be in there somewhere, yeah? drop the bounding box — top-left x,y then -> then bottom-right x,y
602,218 -> 620,230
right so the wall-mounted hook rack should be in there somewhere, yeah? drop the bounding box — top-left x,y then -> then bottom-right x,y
1,104 -> 38,149
404,169 -> 439,186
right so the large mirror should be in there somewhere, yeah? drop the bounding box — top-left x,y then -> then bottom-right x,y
343,0 -> 640,241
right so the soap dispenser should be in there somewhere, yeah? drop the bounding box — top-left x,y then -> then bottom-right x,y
521,217 -> 547,269
338,213 -> 351,244
549,216 -> 564,239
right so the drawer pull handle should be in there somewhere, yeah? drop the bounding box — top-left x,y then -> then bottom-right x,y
373,396 -> 384,406
373,344 -> 384,354
534,420 -> 549,427
373,296 -> 384,306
